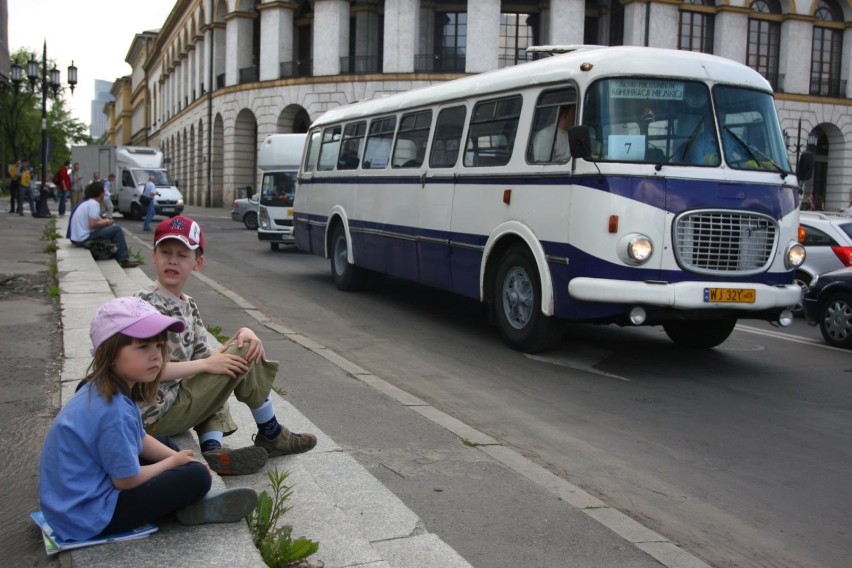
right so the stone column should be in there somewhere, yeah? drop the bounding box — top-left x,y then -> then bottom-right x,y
467,0 -> 500,72
548,0 -> 585,45
779,18 -> 812,95
714,8 -> 748,65
259,1 -> 296,81
383,0 -> 418,72
313,0 -> 349,76
225,11 -> 256,85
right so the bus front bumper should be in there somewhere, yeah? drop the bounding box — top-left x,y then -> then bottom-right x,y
567,277 -> 801,311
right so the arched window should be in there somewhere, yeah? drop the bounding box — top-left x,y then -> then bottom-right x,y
810,0 -> 844,97
747,0 -> 781,89
679,0 -> 715,53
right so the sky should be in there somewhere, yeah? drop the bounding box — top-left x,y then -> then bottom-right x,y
8,0 -> 178,129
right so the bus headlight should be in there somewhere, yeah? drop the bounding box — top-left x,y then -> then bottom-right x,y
785,242 -> 806,269
617,234 -> 653,265
259,206 -> 270,230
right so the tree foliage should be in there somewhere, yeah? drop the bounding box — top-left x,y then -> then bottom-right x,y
0,48 -> 92,178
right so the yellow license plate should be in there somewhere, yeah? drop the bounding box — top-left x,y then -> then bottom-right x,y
704,288 -> 756,303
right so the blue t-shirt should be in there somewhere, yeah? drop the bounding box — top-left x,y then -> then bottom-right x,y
39,381 -> 144,541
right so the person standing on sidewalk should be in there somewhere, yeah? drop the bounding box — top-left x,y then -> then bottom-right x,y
20,161 -> 35,216
69,162 -> 84,208
68,182 -> 139,268
56,161 -> 71,216
102,173 -> 116,219
134,215 -> 317,475
39,296 -> 257,542
142,175 -> 159,231
7,158 -> 20,213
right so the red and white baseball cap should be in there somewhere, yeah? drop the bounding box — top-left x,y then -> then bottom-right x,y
90,297 -> 185,353
153,215 -> 205,252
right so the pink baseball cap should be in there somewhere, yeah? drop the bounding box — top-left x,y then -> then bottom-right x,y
154,215 -> 205,252
90,297 -> 185,353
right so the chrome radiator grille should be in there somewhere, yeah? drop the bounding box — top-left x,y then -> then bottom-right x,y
674,211 -> 777,275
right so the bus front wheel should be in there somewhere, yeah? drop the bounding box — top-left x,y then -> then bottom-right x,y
662,319 -> 736,349
330,224 -> 366,291
493,246 -> 562,353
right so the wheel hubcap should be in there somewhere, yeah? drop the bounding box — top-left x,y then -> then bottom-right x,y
502,267 -> 533,330
824,300 -> 852,342
334,237 -> 347,274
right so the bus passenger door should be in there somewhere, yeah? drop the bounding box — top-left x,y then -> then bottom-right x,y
418,106 -> 467,291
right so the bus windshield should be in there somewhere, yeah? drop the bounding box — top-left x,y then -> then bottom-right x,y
583,78 -> 791,172
260,171 -> 297,207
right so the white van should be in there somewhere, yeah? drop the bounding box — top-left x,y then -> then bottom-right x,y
257,134 -> 307,250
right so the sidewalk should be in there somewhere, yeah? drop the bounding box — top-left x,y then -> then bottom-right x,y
52,210 -> 711,568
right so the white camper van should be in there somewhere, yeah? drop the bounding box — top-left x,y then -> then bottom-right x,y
71,145 -> 184,219
257,134 -> 307,250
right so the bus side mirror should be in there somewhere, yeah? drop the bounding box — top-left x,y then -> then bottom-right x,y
567,125 -> 592,161
796,151 -> 815,182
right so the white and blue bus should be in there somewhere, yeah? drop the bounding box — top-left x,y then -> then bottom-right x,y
293,46 -> 812,352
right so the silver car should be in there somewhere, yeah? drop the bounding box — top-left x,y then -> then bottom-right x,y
231,193 -> 259,230
793,211 -> 852,313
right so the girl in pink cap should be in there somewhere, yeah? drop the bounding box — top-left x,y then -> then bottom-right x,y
38,297 -> 257,542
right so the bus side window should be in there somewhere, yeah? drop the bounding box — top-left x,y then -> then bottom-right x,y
363,116 -> 396,169
464,95 -> 522,167
393,110 -> 432,168
318,126 -> 342,171
430,106 -> 466,168
527,86 -> 577,164
303,130 -> 322,172
338,122 -> 366,170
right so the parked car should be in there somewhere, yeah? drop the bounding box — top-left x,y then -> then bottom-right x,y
792,211 -> 852,314
231,193 -> 259,230
30,180 -> 57,200
802,267 -> 852,348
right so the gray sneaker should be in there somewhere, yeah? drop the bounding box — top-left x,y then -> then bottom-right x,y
253,428 -> 317,457
176,487 -> 258,525
202,445 -> 268,476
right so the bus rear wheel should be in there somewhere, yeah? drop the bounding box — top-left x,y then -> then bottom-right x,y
493,245 -> 562,353
330,224 -> 366,291
662,319 -> 736,348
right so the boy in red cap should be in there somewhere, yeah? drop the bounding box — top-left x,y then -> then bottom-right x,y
134,215 -> 316,475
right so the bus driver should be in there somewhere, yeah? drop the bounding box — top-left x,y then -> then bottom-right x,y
532,104 -> 576,162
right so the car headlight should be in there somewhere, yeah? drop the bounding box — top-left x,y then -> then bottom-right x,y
617,233 -> 653,265
785,242 -> 806,269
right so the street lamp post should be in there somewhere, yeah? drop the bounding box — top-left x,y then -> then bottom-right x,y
18,41 -> 77,218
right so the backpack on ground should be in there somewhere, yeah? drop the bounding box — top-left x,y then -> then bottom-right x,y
83,238 -> 118,261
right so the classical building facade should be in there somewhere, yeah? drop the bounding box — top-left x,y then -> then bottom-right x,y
111,0 -> 852,211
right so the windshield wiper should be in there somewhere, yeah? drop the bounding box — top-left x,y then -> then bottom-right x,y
722,126 -> 786,175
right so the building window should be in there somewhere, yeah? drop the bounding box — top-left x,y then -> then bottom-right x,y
810,0 -> 844,97
746,0 -> 781,90
609,0 -> 624,46
679,0 -> 715,53
499,13 -> 535,68
436,12 -> 467,73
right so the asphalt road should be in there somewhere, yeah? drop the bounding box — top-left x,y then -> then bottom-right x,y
122,209 -> 851,568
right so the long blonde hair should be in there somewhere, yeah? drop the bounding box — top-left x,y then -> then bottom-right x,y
83,330 -> 169,403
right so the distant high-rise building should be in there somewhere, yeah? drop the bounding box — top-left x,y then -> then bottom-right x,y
89,79 -> 113,139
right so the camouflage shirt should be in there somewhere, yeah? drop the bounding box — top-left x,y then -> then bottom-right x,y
135,283 -> 214,428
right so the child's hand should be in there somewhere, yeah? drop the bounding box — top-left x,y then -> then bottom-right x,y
205,350 -> 249,378
171,449 -> 197,466
225,328 -> 266,363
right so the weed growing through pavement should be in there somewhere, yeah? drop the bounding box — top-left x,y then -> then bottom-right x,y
129,248 -> 145,265
42,218 -> 59,253
246,468 -> 320,567
206,324 -> 230,345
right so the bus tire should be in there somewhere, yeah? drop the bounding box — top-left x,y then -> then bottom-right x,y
493,245 -> 563,353
330,224 -> 366,291
662,319 -> 736,349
